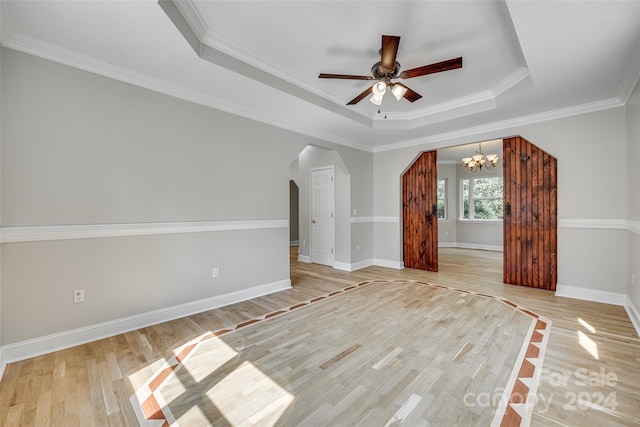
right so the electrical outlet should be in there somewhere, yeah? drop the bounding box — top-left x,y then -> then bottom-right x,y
73,289 -> 85,304
353,208 -> 357,216
303,240 -> 307,247
212,267 -> 220,278
356,244 -> 360,252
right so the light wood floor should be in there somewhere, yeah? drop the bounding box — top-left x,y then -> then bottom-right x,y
1,247 -> 639,426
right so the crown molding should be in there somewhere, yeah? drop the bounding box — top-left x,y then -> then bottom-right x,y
173,0 -> 533,132
374,67 -> 531,126
373,97 -> 624,152
170,0 -> 208,40
2,34 -> 372,152
618,42 -> 640,104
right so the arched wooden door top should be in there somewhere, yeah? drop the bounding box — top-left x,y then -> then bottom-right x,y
402,151 -> 438,272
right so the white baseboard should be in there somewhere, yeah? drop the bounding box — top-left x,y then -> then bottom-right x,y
351,259 -> 375,271
333,259 -> 376,272
333,261 -> 351,271
0,279 -> 291,372
555,284 -> 627,306
298,254 -> 310,263
439,242 -> 504,252
624,296 -> 640,338
323,258 -> 403,271
373,258 -> 404,270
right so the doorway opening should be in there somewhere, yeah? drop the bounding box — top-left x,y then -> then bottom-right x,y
403,136 -> 557,290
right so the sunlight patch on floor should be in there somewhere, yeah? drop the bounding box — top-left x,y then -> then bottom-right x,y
182,336 -> 238,383
206,361 -> 294,426
578,330 -> 599,360
578,317 -> 596,334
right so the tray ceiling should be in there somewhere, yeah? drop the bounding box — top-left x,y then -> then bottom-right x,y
2,1 -> 639,152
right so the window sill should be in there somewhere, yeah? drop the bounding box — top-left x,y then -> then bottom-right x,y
457,219 -> 503,224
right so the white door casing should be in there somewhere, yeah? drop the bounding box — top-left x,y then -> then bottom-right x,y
310,166 -> 335,267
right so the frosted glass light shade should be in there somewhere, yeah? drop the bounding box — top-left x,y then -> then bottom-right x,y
372,81 -> 387,96
370,94 -> 383,105
391,84 -> 407,100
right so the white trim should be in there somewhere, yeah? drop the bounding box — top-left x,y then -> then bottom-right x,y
373,98 -> 624,153
558,219 -> 627,230
374,216 -> 400,223
3,35 -> 368,153
351,217 -> 399,223
351,217 -> 374,224
624,296 -> 640,338
555,284 -> 626,306
439,242 -> 503,252
351,259 -> 375,271
618,41 -> 640,104
627,220 -> 640,235
373,259 -> 404,270
4,31 -> 628,155
333,261 -> 352,272
0,219 -> 287,243
297,254 -> 310,263
0,279 -> 291,369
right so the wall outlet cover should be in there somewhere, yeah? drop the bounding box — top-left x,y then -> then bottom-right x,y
73,289 -> 85,304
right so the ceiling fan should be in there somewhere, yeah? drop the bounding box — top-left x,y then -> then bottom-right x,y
319,35 -> 462,106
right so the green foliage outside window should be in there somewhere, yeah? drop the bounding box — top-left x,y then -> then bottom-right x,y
461,177 -> 503,220
437,179 -> 447,219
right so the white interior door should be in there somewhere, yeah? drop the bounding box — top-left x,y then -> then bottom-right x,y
311,167 -> 335,267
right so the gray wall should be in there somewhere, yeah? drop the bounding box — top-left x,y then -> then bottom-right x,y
0,48 -> 342,345
627,80 -> 640,314
297,145 -> 351,264
374,107 -> 628,293
437,163 -> 457,244
0,45 -> 3,358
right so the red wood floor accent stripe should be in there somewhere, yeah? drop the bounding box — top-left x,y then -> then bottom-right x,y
130,279 -> 551,427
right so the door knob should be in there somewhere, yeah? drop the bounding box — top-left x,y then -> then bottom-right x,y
311,219 -> 316,224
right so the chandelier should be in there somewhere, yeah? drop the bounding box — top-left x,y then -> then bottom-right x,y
462,142 -> 499,171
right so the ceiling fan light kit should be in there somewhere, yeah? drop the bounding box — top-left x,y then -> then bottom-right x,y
391,83 -> 408,100
319,35 -> 462,107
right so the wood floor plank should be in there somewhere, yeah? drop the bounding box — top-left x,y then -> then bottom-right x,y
1,246 -> 638,426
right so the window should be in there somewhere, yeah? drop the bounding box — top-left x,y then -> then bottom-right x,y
437,179 -> 447,219
461,176 -> 503,220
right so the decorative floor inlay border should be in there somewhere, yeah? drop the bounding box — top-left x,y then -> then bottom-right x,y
130,280 -> 551,427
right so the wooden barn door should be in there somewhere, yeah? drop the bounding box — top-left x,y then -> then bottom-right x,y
402,151 -> 438,271
503,136 -> 557,290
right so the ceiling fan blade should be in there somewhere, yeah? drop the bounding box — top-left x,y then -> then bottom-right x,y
347,86 -> 373,105
319,73 -> 374,80
380,35 -> 401,73
400,57 -> 463,79
394,82 -> 422,102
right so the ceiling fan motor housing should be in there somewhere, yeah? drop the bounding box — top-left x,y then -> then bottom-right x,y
371,61 -> 401,80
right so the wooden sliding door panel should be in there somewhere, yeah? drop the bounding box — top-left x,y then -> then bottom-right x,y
402,151 -> 438,272
503,137 -> 557,291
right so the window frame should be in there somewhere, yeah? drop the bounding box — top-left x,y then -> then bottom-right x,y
437,178 -> 447,220
459,176 -> 503,222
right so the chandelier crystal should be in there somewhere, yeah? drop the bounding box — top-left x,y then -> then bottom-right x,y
462,142 -> 499,172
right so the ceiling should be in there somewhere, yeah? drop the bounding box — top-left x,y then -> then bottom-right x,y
2,1 -> 639,153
